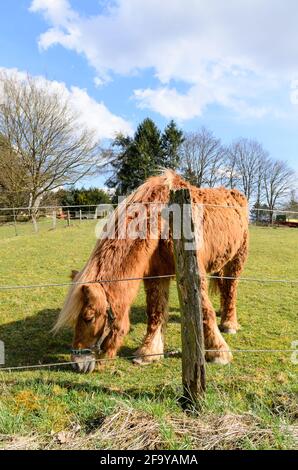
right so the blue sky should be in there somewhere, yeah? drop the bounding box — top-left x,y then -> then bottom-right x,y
1,0 -> 298,187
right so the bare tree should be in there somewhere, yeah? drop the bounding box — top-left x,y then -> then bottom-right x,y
223,146 -> 239,190
180,127 -> 226,187
226,138 -> 269,202
282,189 -> 298,216
0,135 -> 30,208
0,73 -> 101,228
263,159 -> 295,223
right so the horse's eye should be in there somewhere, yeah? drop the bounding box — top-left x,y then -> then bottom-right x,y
83,316 -> 95,324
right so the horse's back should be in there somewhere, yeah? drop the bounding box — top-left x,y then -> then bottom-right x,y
189,185 -> 249,274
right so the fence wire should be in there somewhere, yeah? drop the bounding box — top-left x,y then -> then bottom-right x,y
0,273 -> 297,291
0,348 -> 296,373
1,201 -> 298,214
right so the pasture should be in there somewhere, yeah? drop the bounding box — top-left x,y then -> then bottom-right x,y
0,221 -> 297,449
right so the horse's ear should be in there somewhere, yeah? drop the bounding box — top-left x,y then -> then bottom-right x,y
82,284 -> 90,299
81,284 -> 98,300
82,283 -> 106,306
70,270 -> 79,281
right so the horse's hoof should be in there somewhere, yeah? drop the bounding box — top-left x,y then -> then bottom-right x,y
205,349 -> 233,365
211,355 -> 232,365
220,327 -> 237,334
219,322 -> 240,334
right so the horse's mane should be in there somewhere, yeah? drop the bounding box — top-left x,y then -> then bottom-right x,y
53,169 -> 178,332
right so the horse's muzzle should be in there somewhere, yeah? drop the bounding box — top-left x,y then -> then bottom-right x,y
71,354 -> 96,373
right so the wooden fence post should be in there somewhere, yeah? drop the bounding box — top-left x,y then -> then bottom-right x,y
169,188 -> 206,408
79,209 -> 82,224
67,210 -> 70,227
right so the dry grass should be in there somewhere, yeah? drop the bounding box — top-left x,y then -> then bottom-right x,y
2,405 -> 296,450
170,413 -> 275,450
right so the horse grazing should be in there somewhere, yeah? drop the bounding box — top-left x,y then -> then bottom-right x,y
54,170 -> 249,373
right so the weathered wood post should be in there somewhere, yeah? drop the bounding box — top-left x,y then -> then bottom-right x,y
67,210 -> 70,227
169,188 -> 206,408
79,209 -> 82,224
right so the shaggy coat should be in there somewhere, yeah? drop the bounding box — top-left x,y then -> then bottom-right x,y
55,171 -> 249,372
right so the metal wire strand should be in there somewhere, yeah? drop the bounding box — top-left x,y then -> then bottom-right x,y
0,273 -> 297,291
0,348 -> 296,372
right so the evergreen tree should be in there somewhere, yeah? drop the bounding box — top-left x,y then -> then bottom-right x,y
161,120 -> 184,170
134,117 -> 163,177
105,134 -> 137,195
106,118 -> 184,195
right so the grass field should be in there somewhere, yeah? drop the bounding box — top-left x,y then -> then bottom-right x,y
0,221 -> 297,449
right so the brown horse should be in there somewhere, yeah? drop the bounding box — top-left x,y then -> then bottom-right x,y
54,170 -> 249,373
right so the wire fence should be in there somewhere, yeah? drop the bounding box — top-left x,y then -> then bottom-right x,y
0,348 -> 296,373
0,202 -> 297,374
0,274 -> 298,291
0,271 -> 297,373
0,204 -> 111,238
0,202 -> 298,239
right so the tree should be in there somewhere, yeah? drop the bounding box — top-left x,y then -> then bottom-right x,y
56,187 -> 111,210
283,190 -> 298,215
161,120 -> 184,170
226,138 -> 268,202
106,118 -> 183,195
263,160 -> 295,223
181,127 -> 226,187
105,133 -> 139,195
0,73 -> 100,228
250,202 -> 271,225
134,117 -> 164,179
0,134 -> 30,208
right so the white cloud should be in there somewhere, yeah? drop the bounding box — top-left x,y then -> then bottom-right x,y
69,86 -> 132,139
29,0 -> 76,26
0,67 -> 133,140
29,0 -> 298,120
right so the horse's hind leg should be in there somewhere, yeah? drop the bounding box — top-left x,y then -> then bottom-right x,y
133,278 -> 170,365
219,235 -> 248,334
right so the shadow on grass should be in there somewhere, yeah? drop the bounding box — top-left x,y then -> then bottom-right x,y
0,309 -> 71,367
0,304 -> 180,368
3,374 -> 181,404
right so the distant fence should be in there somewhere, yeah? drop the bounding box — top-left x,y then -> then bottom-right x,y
1,203 -> 298,238
0,204 -> 115,236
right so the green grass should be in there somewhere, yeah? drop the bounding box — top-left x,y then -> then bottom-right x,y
0,217 -> 98,239
0,223 -> 297,449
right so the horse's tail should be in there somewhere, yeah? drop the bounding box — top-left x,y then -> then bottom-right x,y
209,270 -> 224,296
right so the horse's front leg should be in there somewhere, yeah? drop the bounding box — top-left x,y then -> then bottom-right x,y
133,278 -> 170,365
200,277 -> 233,364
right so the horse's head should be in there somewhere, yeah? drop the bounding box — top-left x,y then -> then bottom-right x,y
54,271 -> 114,373
70,282 -> 114,373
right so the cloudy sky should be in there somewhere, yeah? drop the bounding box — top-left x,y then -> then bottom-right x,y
1,0 -> 298,185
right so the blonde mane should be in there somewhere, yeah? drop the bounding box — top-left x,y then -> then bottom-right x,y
54,170 -> 177,332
